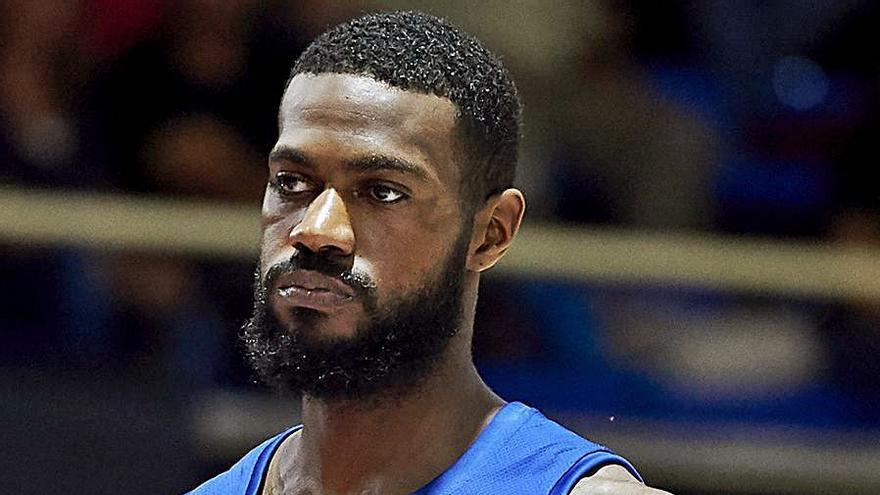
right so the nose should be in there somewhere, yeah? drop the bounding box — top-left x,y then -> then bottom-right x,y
288,188 -> 355,256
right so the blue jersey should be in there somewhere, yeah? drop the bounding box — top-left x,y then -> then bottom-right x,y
188,402 -> 641,494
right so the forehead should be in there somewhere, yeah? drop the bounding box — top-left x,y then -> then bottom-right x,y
278,73 -> 460,183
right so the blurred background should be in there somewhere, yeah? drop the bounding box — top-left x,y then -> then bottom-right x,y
2,0 -> 879,493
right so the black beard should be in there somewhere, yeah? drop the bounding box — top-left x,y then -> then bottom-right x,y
241,236 -> 468,403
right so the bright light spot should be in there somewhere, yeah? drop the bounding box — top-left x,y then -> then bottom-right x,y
773,56 -> 829,110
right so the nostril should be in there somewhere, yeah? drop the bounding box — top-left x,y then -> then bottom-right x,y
292,241 -> 350,260
318,245 -> 349,257
293,242 -> 316,256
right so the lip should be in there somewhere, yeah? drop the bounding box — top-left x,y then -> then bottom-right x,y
273,270 -> 356,312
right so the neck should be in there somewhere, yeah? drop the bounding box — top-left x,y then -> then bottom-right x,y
274,333 -> 503,495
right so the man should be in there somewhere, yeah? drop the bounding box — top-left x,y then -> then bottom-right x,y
190,11 -> 670,495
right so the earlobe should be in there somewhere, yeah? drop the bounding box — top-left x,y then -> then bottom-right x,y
467,188 -> 525,272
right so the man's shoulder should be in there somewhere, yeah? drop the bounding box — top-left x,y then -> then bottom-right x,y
568,465 -> 673,495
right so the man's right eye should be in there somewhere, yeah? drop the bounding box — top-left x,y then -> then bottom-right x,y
273,171 -> 315,195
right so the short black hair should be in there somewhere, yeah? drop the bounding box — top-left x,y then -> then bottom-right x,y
289,10 -> 521,213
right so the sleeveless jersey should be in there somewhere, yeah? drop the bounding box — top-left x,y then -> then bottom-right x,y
187,402 -> 641,494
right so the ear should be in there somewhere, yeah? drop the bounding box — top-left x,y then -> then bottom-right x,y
467,188 -> 526,272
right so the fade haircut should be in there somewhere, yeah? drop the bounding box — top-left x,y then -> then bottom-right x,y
289,10 -> 521,214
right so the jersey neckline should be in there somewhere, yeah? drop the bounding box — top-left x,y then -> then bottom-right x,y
255,401 -> 533,495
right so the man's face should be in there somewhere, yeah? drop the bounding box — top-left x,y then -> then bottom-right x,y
242,73 -> 471,400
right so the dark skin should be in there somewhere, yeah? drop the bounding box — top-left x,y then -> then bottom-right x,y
259,73 -> 667,495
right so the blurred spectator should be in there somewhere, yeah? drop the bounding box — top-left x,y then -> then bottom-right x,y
0,0 -> 96,186
707,1 -> 876,237
551,0 -> 719,229
821,209 -> 880,423
789,6 -> 880,416
86,0 -> 302,199
0,0 -> 96,367
813,2 -> 880,217
69,0 -> 315,392
79,0 -> 165,63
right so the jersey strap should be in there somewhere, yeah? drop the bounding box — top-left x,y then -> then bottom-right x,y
186,425 -> 303,495
413,402 -> 642,495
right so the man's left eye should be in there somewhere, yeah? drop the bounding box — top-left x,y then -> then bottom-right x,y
367,184 -> 407,203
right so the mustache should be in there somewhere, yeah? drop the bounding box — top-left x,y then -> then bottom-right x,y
263,251 -> 376,298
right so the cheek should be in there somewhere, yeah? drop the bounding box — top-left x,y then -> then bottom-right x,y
358,225 -> 460,300
354,197 -> 463,286
259,208 -> 305,275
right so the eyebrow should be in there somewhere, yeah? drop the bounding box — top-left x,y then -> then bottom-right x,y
347,155 -> 430,182
268,146 -> 310,165
269,146 -> 431,182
